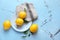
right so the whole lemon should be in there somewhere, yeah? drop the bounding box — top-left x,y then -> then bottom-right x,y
30,24 -> 38,33
18,11 -> 26,19
3,20 -> 11,30
15,18 -> 24,26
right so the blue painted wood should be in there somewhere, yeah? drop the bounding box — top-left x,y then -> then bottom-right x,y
0,0 -> 60,40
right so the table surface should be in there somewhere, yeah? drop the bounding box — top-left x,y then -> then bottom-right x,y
0,0 -> 60,40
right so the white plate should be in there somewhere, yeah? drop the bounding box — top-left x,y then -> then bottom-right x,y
11,14 -> 32,32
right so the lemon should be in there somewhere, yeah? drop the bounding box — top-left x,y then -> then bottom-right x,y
30,24 -> 38,33
3,20 -> 11,30
15,18 -> 24,26
18,11 -> 26,19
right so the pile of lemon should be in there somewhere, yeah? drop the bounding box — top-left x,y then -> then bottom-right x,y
3,11 -> 38,33
15,11 -> 26,26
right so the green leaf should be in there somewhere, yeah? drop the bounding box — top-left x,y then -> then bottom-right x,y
23,29 -> 29,34
22,36 -> 26,38
24,19 -> 29,23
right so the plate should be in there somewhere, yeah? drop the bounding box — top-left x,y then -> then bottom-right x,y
11,14 -> 32,32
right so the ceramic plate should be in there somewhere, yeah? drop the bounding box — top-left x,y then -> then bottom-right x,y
11,14 -> 32,32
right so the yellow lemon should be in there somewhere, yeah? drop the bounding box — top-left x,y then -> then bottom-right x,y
15,18 -> 24,26
18,11 -> 26,19
3,20 -> 11,30
30,24 -> 38,33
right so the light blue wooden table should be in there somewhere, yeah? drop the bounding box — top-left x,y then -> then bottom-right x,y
0,0 -> 60,40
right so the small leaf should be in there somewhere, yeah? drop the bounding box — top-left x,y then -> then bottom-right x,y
24,19 -> 29,23
23,29 -> 29,34
22,36 -> 26,38
28,34 -> 31,37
